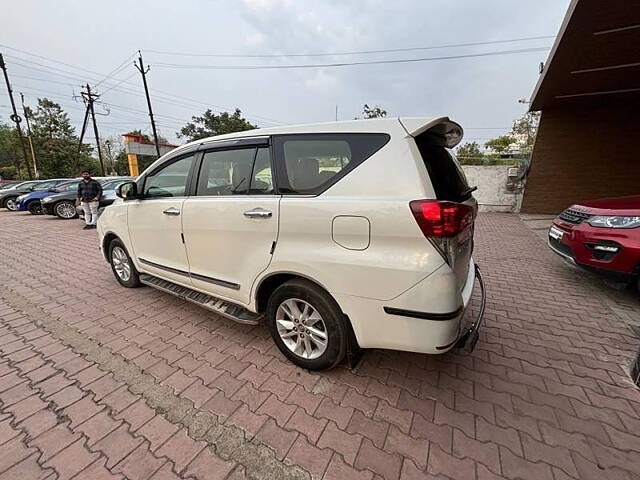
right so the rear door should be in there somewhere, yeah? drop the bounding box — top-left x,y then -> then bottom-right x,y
413,133 -> 476,290
181,141 -> 279,305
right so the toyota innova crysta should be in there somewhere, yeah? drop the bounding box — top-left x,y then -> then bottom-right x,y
98,118 -> 485,369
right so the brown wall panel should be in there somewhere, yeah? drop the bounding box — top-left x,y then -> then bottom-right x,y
521,103 -> 640,214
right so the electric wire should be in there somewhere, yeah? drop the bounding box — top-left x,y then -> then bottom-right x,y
144,35 -> 556,58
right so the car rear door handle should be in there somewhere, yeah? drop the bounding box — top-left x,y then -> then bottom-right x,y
244,208 -> 272,218
162,207 -> 181,216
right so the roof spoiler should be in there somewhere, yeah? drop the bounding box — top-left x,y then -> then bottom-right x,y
399,117 -> 464,148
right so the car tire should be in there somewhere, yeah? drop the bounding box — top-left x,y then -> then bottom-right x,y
266,279 -> 347,370
27,201 -> 43,215
54,201 -> 78,219
4,197 -> 18,211
108,239 -> 141,288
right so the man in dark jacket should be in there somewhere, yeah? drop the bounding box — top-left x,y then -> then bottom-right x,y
77,171 -> 102,229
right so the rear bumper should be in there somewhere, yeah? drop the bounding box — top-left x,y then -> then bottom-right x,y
334,258 -> 485,355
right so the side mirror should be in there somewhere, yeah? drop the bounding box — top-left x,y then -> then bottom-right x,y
117,181 -> 138,200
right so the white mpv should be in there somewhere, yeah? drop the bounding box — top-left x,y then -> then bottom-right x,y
98,117 -> 485,370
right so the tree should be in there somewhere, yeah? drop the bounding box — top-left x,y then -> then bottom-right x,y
29,98 -> 97,177
361,104 -> 387,119
0,123 -> 26,179
178,109 -> 257,142
510,111 -> 540,155
484,135 -> 517,155
456,142 -> 483,165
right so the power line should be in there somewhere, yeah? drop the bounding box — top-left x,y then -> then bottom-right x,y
0,46 -> 287,125
153,46 -> 551,70
144,35 -> 556,58
95,52 -> 137,87
101,72 -> 137,94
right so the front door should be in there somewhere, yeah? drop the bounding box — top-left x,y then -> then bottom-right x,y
127,152 -> 196,285
182,146 -> 279,304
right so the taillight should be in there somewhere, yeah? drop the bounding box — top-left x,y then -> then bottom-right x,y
410,200 -> 473,238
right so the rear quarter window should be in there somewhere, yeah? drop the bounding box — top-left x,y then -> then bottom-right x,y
272,133 -> 389,195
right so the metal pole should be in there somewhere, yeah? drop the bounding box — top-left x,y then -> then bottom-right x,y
85,84 -> 105,176
135,52 -> 161,158
0,53 -> 33,179
20,93 -> 39,178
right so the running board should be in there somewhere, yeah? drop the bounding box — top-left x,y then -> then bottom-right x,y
139,274 -> 262,325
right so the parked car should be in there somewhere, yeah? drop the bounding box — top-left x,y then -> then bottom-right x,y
1,179 -> 69,211
15,179 -> 76,214
41,177 -> 125,219
77,178 -> 134,220
98,118 -> 485,370
0,180 -> 21,190
549,196 -> 640,293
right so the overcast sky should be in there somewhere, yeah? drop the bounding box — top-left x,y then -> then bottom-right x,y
1,0 -> 570,147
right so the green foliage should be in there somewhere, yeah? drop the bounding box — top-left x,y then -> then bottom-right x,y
456,142 -> 483,165
29,98 -> 97,177
484,135 -> 517,154
178,109 -> 257,142
510,111 -> 540,155
0,122 -> 26,179
112,150 -> 130,176
362,104 -> 387,119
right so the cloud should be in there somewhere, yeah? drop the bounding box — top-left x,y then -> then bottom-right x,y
245,32 -> 267,46
243,0 -> 292,10
304,69 -> 339,92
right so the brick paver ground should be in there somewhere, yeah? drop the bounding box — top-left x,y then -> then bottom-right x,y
0,210 -> 639,480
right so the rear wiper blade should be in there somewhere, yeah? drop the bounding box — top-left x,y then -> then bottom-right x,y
461,186 -> 478,197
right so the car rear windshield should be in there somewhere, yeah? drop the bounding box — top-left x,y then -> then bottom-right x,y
415,133 -> 471,202
272,133 -> 390,195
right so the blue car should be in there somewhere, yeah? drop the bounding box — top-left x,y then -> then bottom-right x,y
15,179 -> 76,214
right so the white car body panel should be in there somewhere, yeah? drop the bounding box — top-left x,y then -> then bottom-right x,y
181,195 -> 280,304
98,117 -> 478,355
127,198 -> 191,285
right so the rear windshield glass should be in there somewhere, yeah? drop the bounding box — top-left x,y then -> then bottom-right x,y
273,133 -> 389,195
415,134 -> 471,202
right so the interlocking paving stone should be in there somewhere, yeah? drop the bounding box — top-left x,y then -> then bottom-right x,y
0,210 -> 639,479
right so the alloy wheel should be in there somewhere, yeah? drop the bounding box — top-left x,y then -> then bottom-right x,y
276,298 -> 328,359
5,199 -> 17,211
56,202 -> 76,219
111,246 -> 132,282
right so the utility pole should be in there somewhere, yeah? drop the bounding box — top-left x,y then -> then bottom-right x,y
20,93 -> 39,178
134,51 -> 161,158
0,53 -> 33,179
82,84 -> 105,176
104,140 -> 114,175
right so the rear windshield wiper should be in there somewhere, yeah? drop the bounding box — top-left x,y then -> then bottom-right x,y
460,186 -> 478,197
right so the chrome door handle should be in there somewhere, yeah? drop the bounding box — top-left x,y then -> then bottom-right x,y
162,207 -> 181,216
244,208 -> 272,218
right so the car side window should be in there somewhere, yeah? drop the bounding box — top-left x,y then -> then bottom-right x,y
143,154 -> 194,198
196,148 -> 257,196
249,147 -> 274,194
273,133 -> 390,195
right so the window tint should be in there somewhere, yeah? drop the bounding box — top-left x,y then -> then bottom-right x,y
102,179 -> 128,190
196,148 -> 256,196
143,154 -> 194,198
57,181 -> 79,191
249,147 -> 274,194
415,134 -> 471,202
273,133 -> 389,194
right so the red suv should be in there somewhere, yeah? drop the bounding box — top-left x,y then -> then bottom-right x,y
549,195 -> 640,292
